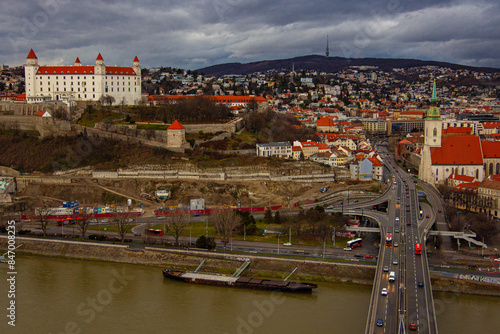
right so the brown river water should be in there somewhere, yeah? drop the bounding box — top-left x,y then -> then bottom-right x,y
1,256 -> 499,334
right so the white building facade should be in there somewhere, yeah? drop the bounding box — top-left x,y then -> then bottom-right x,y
24,49 -> 142,105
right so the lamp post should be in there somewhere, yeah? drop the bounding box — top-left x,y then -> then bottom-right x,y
278,234 -> 280,255
323,236 -> 328,258
244,224 -> 246,241
189,225 -> 192,247
332,227 -> 336,247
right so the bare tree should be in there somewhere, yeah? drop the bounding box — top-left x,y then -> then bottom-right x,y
34,203 -> 55,237
113,213 -> 135,242
211,210 -> 243,251
169,213 -> 190,245
101,118 -> 114,132
75,208 -> 94,240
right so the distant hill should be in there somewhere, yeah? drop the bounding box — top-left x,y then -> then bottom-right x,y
197,55 -> 499,76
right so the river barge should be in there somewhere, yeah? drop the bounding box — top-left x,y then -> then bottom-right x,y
162,269 -> 317,293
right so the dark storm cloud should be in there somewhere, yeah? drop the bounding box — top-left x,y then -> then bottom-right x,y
1,0 -> 499,70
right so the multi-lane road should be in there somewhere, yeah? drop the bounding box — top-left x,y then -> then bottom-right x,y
361,153 -> 438,334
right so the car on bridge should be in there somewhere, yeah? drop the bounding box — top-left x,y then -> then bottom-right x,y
418,281 -> 424,287
383,266 -> 389,272
393,259 -> 398,265
410,323 -> 417,330
377,319 -> 384,327
381,288 -> 387,295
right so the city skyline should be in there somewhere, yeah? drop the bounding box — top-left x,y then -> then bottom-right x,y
1,0 -> 500,70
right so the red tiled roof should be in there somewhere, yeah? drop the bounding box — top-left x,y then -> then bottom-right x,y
448,173 -> 475,182
35,65 -> 136,75
96,53 -> 104,61
167,120 -> 184,130
133,56 -> 139,62
368,157 -> 383,167
292,146 -> 302,152
430,136 -> 483,165
35,110 -> 49,117
453,181 -> 479,191
442,127 -> 472,135
106,67 -> 136,75
318,143 -> 330,150
75,57 -> 81,64
481,141 -> 500,158
27,49 -> 37,59
317,117 -> 335,127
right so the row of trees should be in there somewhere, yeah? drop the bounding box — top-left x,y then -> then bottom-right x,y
134,96 -> 234,124
244,110 -> 319,143
27,205 -> 348,250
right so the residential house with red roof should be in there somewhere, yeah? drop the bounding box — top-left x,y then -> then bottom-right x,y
24,49 -> 141,105
447,173 -> 476,188
478,175 -> 500,217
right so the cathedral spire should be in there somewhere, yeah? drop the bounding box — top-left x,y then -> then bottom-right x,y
426,79 -> 441,120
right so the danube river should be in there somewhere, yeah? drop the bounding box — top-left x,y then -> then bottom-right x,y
1,256 -> 499,334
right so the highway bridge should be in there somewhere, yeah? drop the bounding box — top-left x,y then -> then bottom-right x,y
327,151 -> 439,334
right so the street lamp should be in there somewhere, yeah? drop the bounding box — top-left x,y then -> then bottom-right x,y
332,227 -> 336,247
278,234 -> 280,255
244,224 -> 246,241
323,236 -> 328,258
189,225 -> 192,247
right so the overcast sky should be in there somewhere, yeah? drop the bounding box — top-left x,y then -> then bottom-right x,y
2,0 -> 499,70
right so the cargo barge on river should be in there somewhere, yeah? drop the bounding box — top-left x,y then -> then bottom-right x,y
162,269 -> 318,293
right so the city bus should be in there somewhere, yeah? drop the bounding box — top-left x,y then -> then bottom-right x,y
56,218 -> 75,226
346,238 -> 363,249
415,243 -> 422,255
145,229 -> 163,236
386,233 -> 392,246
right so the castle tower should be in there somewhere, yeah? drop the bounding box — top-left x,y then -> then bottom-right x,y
74,57 -> 82,66
167,120 -> 188,149
25,49 -> 39,101
94,53 -> 105,75
419,80 -> 442,183
133,56 -> 140,76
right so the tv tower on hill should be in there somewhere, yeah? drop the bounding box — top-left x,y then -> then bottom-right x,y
326,34 -> 330,57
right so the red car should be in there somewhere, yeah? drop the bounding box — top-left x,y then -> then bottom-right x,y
365,254 -> 373,259
409,323 -> 417,330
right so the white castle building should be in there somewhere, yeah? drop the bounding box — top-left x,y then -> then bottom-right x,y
24,49 -> 142,105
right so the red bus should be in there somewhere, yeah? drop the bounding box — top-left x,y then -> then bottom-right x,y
346,238 -> 363,249
415,243 -> 422,255
56,218 -> 75,226
386,233 -> 392,246
145,229 -> 163,236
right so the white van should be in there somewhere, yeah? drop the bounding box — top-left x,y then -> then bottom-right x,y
389,271 -> 396,282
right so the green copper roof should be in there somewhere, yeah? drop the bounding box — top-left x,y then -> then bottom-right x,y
426,80 -> 441,120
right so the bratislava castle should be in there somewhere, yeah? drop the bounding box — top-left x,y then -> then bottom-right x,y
24,49 -> 142,105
